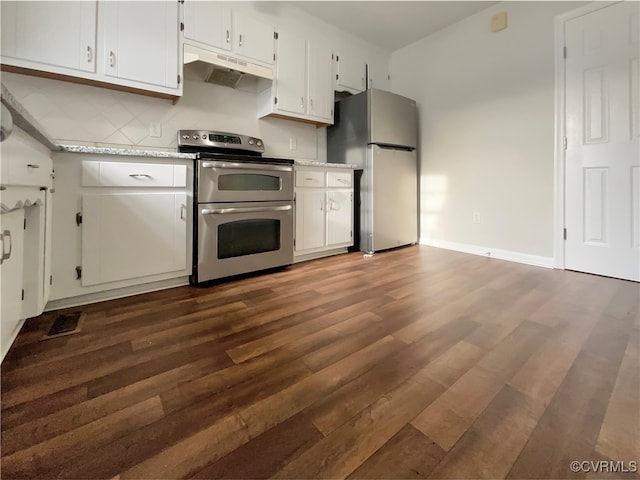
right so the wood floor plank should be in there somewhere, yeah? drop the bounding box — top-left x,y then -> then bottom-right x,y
1,396 -> 164,478
189,412 -> 323,479
427,385 -> 545,479
411,321 -> 551,451
119,336 -> 405,479
347,424 -> 446,479
593,329 -> 639,463
272,376 -> 444,479
507,312 -> 635,479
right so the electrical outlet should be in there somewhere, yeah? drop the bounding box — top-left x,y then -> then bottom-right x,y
289,137 -> 297,150
149,122 -> 162,138
473,212 -> 481,224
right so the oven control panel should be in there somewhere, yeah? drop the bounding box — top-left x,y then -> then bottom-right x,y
178,130 -> 265,154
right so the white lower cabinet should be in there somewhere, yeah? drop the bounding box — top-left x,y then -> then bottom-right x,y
82,192 -> 187,286
1,208 -> 26,359
294,166 -> 353,261
49,154 -> 191,306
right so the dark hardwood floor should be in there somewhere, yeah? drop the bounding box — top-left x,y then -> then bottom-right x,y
1,245 -> 638,479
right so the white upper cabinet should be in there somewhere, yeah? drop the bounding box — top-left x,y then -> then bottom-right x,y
183,2 -> 232,52
258,30 -> 333,125
183,1 -> 274,66
100,1 -> 179,89
273,30 -> 307,115
335,48 -> 367,93
1,1 -> 97,73
308,41 -> 334,121
233,10 -> 275,65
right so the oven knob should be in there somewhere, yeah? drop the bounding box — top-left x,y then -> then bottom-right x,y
248,139 -> 254,145
256,140 -> 263,147
192,135 -> 198,140
182,135 -> 190,140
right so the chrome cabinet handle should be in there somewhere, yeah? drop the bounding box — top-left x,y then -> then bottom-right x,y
300,97 -> 304,107
180,204 -> 187,220
202,205 -> 291,215
226,30 -> 230,44
310,98 -> 314,110
2,230 -> 12,262
201,161 -> 292,172
129,173 -> 152,178
26,164 -> 40,168
239,34 -> 243,47
86,45 -> 93,63
109,51 -> 116,67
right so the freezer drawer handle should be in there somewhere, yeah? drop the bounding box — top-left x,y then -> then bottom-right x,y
129,173 -> 152,179
201,205 -> 292,215
201,161 -> 292,172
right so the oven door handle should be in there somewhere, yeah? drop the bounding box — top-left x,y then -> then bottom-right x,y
201,161 -> 293,172
201,205 -> 292,215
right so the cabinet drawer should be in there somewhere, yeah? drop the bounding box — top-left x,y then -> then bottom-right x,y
327,171 -> 352,188
296,170 -> 326,187
82,161 -> 187,187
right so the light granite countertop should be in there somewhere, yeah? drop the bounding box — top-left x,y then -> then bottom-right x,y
294,159 -> 359,169
58,145 -> 197,160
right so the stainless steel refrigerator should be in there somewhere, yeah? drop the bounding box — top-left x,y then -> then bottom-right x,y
327,88 -> 418,253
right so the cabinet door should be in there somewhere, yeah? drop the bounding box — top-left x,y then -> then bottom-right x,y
1,1 -> 96,73
233,11 -> 274,65
326,190 -> 353,247
1,209 -> 25,359
183,1 -> 231,52
82,192 -> 187,286
308,41 -> 333,121
275,30 -> 306,115
336,49 -> 366,93
295,189 -> 325,251
101,1 -> 178,88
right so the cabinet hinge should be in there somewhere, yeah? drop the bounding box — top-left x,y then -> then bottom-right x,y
180,22 -> 184,32
177,74 -> 181,85
350,230 -> 353,238
563,46 -> 567,59
336,55 -> 339,62
563,137 -> 567,150
21,289 -> 24,301
76,212 -> 82,226
336,74 -> 339,80
76,266 -> 82,280
274,32 -> 279,40
293,238 -> 296,248
564,228 -> 567,240
332,53 -> 334,60
50,275 -> 53,285
24,218 -> 26,230
274,96 -> 278,105
273,53 -> 276,61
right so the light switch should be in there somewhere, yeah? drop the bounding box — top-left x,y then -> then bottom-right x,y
491,12 -> 507,33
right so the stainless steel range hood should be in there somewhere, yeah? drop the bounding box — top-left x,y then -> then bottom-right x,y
183,44 -> 273,89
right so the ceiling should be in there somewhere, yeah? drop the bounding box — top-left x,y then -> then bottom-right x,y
292,1 -> 499,51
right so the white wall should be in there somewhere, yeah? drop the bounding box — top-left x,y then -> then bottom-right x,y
390,1 -> 582,264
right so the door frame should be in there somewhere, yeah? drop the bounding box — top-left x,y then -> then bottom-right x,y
553,1 -> 623,269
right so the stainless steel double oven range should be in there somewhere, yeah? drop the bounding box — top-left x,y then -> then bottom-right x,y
178,130 -> 294,284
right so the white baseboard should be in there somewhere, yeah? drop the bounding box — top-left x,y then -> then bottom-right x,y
420,238 -> 555,269
45,277 -> 190,311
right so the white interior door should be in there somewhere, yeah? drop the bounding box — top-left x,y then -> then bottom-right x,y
565,1 -> 640,282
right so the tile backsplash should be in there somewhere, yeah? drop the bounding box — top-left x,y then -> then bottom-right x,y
1,70 -> 323,160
